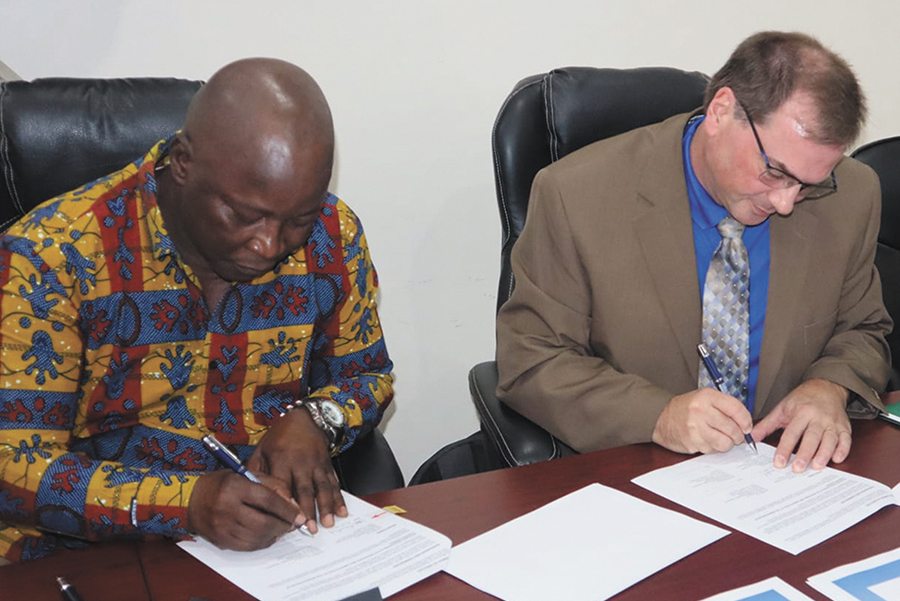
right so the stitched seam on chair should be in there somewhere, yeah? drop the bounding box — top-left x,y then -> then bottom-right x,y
471,368 -> 520,465
0,84 -> 8,200
504,269 -> 515,307
492,79 -> 542,250
471,367 -> 557,465
545,71 -> 558,163
0,86 -> 26,224
0,86 -> 14,217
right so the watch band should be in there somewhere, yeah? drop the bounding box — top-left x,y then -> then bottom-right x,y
284,398 -> 342,449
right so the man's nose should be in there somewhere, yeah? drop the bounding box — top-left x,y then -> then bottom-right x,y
767,186 -> 800,215
248,221 -> 284,260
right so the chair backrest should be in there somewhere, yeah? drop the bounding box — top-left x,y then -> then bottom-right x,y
0,77 -> 203,232
492,66 -> 709,310
851,136 -> 900,389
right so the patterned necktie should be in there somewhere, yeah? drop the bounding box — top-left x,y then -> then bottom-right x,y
699,216 -> 750,403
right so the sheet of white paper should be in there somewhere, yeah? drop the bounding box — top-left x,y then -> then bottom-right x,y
178,493 -> 451,601
697,576 -> 815,601
808,546 -> 900,601
444,482 -> 728,601
633,443 -> 897,555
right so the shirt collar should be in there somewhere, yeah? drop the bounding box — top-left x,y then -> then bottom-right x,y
682,115 -> 728,231
143,136 -> 180,263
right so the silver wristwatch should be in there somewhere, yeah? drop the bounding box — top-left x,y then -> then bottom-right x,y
301,399 -> 346,449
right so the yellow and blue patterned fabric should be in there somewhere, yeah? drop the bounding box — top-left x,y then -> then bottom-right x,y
0,137 -> 393,561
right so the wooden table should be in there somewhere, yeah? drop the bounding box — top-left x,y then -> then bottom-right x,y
4,416 -> 900,601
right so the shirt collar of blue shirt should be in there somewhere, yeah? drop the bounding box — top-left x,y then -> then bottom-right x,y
682,115 -> 729,232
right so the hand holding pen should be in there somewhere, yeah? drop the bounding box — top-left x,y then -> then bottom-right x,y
697,344 -> 759,454
201,435 -> 312,536
184,435 -> 312,551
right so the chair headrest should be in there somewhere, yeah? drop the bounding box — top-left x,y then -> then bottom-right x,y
851,136 -> 900,250
0,77 -> 202,231
493,66 -> 709,250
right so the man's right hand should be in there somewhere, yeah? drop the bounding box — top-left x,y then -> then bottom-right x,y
651,388 -> 754,454
187,469 -> 304,551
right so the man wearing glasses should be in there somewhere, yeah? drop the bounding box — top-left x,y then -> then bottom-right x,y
496,31 -> 891,473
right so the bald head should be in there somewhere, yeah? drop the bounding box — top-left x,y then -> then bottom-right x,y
184,58 -> 334,168
158,58 -> 337,286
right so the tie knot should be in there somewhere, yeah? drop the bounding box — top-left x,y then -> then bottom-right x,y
717,216 -> 745,239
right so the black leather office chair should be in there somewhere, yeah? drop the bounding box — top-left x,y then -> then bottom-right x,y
0,78 -> 203,231
470,66 -> 709,468
0,77 -> 404,493
851,136 -> 900,391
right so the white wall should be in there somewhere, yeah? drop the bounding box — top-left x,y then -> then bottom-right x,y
2,0 -> 899,481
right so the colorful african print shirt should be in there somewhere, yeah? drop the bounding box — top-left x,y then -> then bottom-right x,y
0,138 -> 393,561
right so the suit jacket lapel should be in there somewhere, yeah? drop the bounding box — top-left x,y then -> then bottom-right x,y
756,207 -> 818,414
632,115 -> 702,379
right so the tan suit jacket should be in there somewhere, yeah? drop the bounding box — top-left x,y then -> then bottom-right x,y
496,112 -> 892,452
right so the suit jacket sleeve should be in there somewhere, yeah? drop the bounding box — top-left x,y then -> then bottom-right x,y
801,163 -> 892,414
496,168 -> 675,452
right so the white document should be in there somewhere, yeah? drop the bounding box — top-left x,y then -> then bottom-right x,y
698,576 -> 815,601
444,482 -> 729,601
178,493 -> 451,601
633,443 -> 900,555
808,546 -> 900,601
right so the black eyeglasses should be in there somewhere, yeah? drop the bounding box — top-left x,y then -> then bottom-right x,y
738,100 -> 838,200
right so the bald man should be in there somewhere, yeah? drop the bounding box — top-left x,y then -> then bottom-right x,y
0,58 -> 394,562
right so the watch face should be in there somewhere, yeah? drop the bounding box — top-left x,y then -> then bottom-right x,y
320,400 -> 345,428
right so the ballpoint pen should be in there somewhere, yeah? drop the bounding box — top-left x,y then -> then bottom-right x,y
201,434 -> 312,536
56,576 -> 85,601
697,344 -> 759,454
201,434 -> 262,483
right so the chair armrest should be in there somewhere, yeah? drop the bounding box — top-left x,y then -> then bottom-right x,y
332,429 -> 404,495
468,361 -> 574,467
889,370 -> 900,393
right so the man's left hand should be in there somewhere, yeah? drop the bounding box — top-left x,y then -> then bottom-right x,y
247,408 -> 348,534
751,379 -> 851,473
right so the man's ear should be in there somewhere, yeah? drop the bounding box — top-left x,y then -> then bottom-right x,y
167,132 -> 192,185
705,87 -> 737,135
